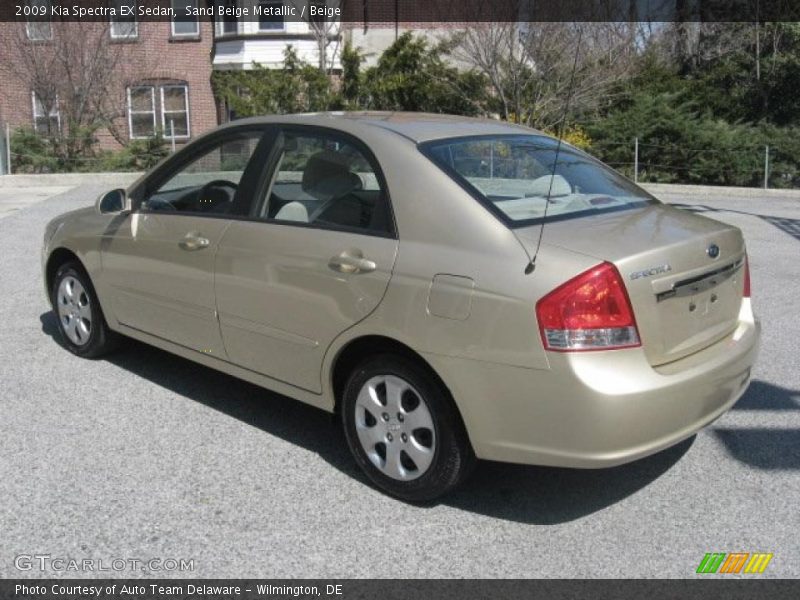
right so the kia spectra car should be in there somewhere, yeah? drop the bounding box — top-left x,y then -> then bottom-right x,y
42,112 -> 759,501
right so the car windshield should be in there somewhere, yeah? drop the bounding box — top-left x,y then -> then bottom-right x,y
421,134 -> 656,226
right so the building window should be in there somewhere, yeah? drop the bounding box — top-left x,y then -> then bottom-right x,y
128,86 -> 156,139
161,85 -> 190,139
258,0 -> 285,31
25,0 -> 52,41
171,0 -> 199,37
127,83 -> 190,140
110,0 -> 138,39
32,92 -> 60,136
217,0 -> 238,36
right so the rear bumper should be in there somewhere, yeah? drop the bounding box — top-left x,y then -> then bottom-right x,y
424,300 -> 760,468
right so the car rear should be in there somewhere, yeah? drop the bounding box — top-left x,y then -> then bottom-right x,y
419,132 -> 760,467
528,203 -> 751,365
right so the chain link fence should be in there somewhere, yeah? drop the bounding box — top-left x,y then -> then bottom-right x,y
592,138 -> 797,190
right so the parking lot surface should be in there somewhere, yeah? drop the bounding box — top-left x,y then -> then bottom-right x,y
0,181 -> 798,578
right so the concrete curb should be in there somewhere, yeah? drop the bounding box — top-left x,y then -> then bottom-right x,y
642,183 -> 800,200
0,173 -> 142,188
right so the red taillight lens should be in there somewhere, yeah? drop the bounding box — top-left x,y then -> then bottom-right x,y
743,255 -> 751,298
536,262 -> 641,352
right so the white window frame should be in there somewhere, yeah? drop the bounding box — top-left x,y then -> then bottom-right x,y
31,91 -> 60,135
25,0 -> 52,41
171,0 -> 200,37
216,0 -> 239,36
160,85 -> 191,140
127,86 -> 157,140
257,0 -> 286,32
110,0 -> 139,40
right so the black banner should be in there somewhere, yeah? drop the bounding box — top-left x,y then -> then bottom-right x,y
3,580 -> 800,600
4,0 -> 800,23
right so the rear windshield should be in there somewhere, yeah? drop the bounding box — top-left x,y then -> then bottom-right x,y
421,135 -> 656,227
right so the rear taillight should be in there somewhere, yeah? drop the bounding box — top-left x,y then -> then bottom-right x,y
743,255 -> 751,298
536,262 -> 641,352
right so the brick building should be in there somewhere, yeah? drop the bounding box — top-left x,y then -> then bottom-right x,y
0,9 -> 218,152
0,0 -> 466,162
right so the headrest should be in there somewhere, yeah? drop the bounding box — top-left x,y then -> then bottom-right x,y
528,174 -> 571,197
301,150 -> 362,200
274,201 -> 309,223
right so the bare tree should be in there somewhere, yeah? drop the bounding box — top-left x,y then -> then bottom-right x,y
447,22 -> 640,130
1,18 -> 157,163
290,0 -> 347,73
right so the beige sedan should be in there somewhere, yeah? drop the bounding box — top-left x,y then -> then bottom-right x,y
42,113 -> 759,501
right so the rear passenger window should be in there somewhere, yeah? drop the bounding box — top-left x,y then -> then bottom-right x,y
259,131 -> 392,235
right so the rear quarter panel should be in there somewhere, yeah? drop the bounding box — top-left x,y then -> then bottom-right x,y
321,134 -> 602,397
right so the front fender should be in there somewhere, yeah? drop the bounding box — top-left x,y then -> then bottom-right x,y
42,208 -> 124,329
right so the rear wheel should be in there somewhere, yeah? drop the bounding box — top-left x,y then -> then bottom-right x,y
51,262 -> 117,358
341,354 -> 474,502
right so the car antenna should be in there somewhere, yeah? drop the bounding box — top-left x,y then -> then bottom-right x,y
525,26 -> 583,275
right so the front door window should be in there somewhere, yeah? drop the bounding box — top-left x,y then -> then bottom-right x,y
143,131 -> 265,216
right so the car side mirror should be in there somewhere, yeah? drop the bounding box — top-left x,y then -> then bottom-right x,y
96,189 -> 127,215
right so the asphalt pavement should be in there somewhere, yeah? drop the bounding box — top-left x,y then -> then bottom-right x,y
0,179 -> 798,578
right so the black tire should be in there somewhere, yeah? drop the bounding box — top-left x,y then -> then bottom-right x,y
341,354 -> 475,502
50,261 -> 118,358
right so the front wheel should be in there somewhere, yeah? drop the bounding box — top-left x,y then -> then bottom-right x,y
341,354 -> 474,502
51,261 -> 117,358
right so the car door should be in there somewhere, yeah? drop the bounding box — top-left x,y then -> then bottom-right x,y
214,127 -> 399,393
101,128 -> 271,358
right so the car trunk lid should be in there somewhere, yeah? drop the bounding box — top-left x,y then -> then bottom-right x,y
516,203 -> 746,365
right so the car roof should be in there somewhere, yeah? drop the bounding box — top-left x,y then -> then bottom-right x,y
219,111 -> 541,144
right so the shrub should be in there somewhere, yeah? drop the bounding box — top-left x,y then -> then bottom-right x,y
97,135 -> 169,172
362,32 -> 488,116
212,46 -> 338,117
9,128 -> 59,173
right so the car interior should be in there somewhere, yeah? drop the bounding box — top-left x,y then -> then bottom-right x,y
263,149 -> 392,234
141,132 -> 393,235
144,179 -> 240,214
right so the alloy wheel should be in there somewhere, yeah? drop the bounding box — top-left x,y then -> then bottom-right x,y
354,374 -> 436,481
57,276 -> 92,346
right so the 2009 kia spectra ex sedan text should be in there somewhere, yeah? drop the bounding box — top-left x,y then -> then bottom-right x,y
42,112 -> 760,501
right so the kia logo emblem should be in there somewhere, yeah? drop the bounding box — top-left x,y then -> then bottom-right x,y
707,244 -> 720,259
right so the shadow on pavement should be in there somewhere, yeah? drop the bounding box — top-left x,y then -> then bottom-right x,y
443,439 -> 692,524
712,380 -> 800,470
731,380 -> 799,411
712,429 -> 800,470
42,311 -> 693,524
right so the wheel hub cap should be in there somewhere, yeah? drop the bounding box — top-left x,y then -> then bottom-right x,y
56,276 -> 92,346
354,375 -> 436,481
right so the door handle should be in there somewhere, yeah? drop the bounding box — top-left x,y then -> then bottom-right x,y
178,232 -> 210,251
328,250 -> 376,274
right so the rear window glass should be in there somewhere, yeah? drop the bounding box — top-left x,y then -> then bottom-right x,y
421,135 -> 655,226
